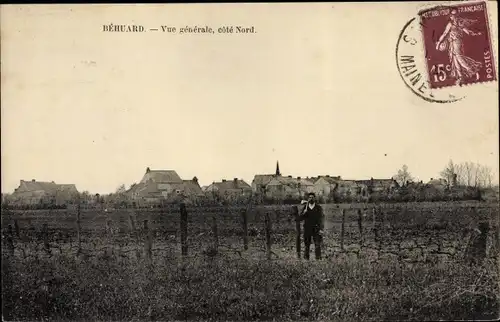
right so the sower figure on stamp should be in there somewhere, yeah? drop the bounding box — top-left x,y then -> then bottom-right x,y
297,192 -> 325,260
435,9 -> 483,86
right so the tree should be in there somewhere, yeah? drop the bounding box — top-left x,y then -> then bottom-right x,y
440,160 -> 494,188
1,193 -> 12,208
464,162 -> 475,186
79,191 -> 91,203
475,164 -> 493,188
111,184 -> 128,208
394,164 -> 414,187
440,159 -> 456,185
116,184 -> 126,194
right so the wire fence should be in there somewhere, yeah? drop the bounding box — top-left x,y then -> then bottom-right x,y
1,202 -> 499,265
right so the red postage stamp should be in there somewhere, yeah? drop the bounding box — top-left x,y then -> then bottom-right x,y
419,1 -> 496,89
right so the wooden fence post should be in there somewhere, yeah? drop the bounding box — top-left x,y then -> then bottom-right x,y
144,219 -> 152,263
340,209 -> 346,251
76,198 -> 81,256
105,219 -> 111,235
128,211 -> 134,241
241,209 -> 249,251
180,203 -> 188,257
14,220 -> 20,239
6,224 -> 15,257
128,212 -> 140,260
212,214 -> 218,255
265,212 -> 272,260
103,218 -> 113,257
128,213 -> 136,233
42,223 -> 51,256
358,209 -> 363,246
294,206 -> 301,259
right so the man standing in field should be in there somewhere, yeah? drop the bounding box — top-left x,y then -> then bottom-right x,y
297,192 -> 325,260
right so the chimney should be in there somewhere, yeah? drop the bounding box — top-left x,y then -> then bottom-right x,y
146,167 -> 151,173
193,176 -> 198,184
32,179 -> 35,182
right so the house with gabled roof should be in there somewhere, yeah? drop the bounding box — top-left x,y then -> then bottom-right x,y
205,178 -> 252,203
252,174 -> 276,192
426,177 -> 448,191
11,179 -> 79,205
182,179 -> 205,197
252,162 -> 320,200
265,175 -> 315,200
369,178 -> 400,193
205,178 -> 252,195
251,161 -> 282,192
335,179 -> 363,197
313,175 -> 342,199
127,167 -> 203,205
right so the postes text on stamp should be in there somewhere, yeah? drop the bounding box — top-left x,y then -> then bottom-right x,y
419,2 -> 496,89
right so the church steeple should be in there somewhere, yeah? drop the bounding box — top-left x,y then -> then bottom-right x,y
275,160 -> 281,176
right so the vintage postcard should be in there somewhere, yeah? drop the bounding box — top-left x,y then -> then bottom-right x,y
1,2 -> 499,321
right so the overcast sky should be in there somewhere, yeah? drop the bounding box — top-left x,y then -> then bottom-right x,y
1,3 -> 498,194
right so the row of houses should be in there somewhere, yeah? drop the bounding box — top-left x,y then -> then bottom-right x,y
249,162 -> 400,202
7,179 -> 79,206
125,168 -> 253,205
123,163 -> 401,205
5,162 -> 462,207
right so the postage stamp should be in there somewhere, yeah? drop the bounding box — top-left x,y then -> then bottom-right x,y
419,1 -> 496,89
396,1 -> 497,103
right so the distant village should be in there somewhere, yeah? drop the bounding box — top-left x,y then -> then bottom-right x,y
2,161 -> 493,209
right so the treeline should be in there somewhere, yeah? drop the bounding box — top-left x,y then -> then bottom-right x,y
0,187 -> 489,211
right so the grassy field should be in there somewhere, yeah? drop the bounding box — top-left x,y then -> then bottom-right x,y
1,201 -> 499,320
2,254 -> 499,321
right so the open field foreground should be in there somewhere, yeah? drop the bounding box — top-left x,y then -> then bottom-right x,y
2,255 -> 499,321
1,201 -> 500,320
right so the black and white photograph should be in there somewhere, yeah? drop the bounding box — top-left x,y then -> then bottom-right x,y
1,2 -> 499,321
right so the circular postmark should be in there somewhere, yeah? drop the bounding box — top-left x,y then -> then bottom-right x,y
396,17 -> 465,103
